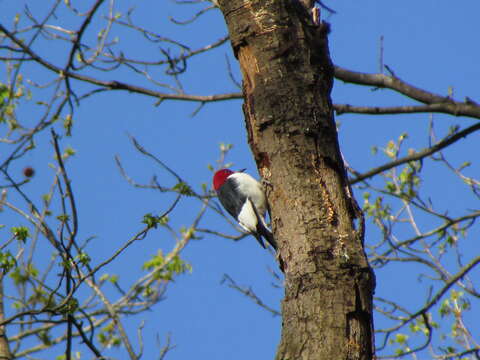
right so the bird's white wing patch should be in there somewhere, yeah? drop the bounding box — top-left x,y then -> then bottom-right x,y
237,197 -> 258,234
229,172 -> 267,216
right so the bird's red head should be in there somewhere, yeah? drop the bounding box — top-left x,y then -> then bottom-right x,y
213,169 -> 234,190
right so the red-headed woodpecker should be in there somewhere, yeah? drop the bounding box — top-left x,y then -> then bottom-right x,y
213,169 -> 277,250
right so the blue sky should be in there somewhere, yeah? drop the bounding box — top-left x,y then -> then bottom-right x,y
1,0 -> 479,359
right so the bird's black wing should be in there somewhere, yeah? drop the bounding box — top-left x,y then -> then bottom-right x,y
216,179 -> 246,221
217,179 -> 270,250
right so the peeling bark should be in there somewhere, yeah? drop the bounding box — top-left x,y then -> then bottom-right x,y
218,1 -> 375,359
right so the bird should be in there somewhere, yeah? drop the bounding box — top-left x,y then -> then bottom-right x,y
213,168 -> 277,251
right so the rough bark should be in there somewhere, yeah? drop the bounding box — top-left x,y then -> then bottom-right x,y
218,1 -> 375,359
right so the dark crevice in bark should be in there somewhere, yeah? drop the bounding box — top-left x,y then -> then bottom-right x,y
346,277 -> 376,360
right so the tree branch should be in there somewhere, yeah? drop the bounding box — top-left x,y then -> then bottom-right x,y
0,24 -> 242,104
350,121 -> 480,184
334,66 -> 480,119
335,103 -> 480,119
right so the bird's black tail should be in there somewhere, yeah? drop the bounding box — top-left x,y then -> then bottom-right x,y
249,201 -> 277,251
257,222 -> 277,251
253,233 -> 266,249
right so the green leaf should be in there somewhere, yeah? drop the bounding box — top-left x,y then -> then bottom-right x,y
11,226 -> 30,242
0,84 -> 9,108
63,114 -> 73,136
77,251 -> 91,266
10,263 -> 38,285
143,213 -> 158,229
450,290 -> 463,301
142,213 -> 169,229
57,214 -> 70,223
38,330 -> 52,346
395,333 -> 408,344
173,181 -> 194,196
439,299 -> 451,317
448,124 -> 460,135
385,181 -> 396,193
59,297 -> 79,315
385,140 -> 397,158
63,146 -> 76,158
458,161 -> 471,170
143,251 -> 191,281
0,251 -> 16,274
42,193 -> 52,204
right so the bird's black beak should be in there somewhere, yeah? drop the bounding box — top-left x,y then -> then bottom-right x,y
238,168 -> 246,173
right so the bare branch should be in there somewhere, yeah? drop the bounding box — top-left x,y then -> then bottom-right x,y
334,66 -> 480,119
0,24 -> 242,104
221,274 -> 280,317
351,122 -> 480,184
335,103 -> 480,119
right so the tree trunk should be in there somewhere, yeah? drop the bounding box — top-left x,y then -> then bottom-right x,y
218,1 -> 376,359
